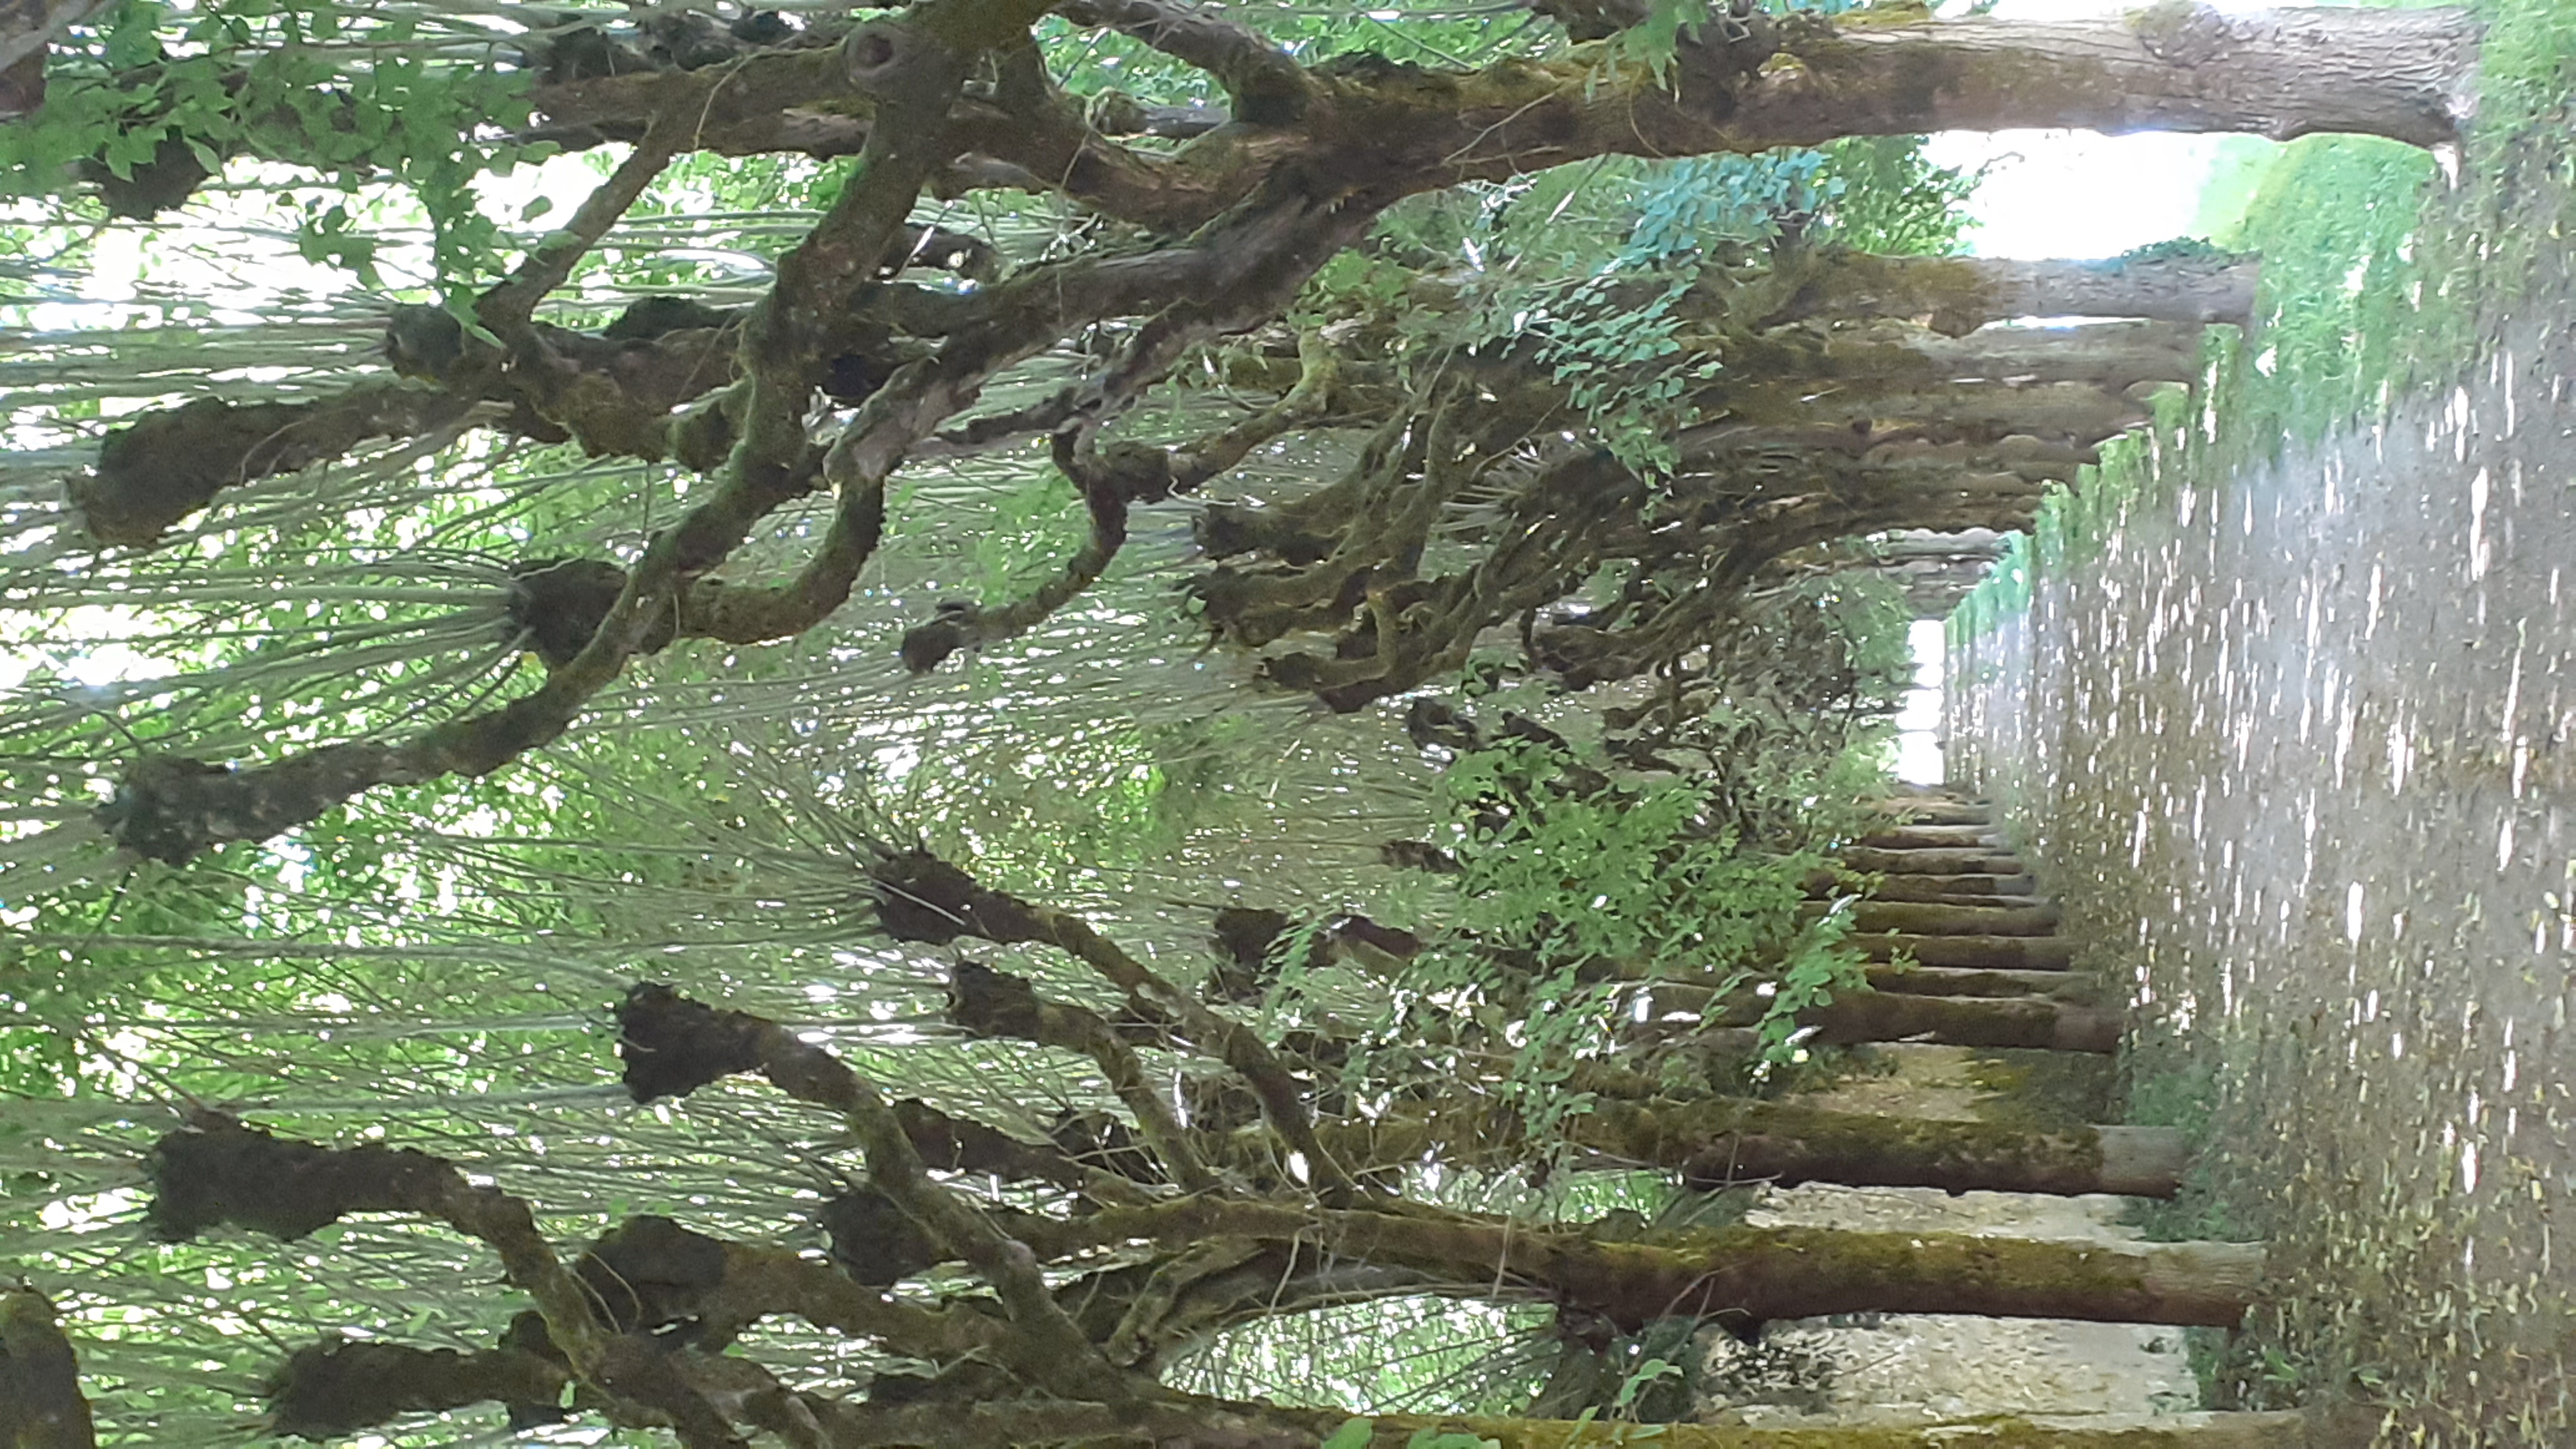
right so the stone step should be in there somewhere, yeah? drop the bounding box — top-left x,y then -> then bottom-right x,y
1856,824 -> 2008,850
1840,847 -> 2027,875
1853,934 -> 2077,970
1638,981 -> 2117,1052
1805,992 -> 2120,1053
1806,900 -> 2062,937
1805,872 -> 2040,901
1867,799 -> 1995,826
1864,964 -> 2089,998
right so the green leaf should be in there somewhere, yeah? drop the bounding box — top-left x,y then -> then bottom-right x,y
1320,1418 -> 1372,1449
1612,1355 -> 1684,1408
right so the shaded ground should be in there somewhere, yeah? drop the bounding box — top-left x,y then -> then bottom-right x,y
1950,95 -> 2576,1448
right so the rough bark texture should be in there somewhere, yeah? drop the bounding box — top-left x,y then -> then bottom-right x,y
1629,976 -> 2110,1049
1019,1201 -> 2265,1329
1769,251 -> 2263,334
265,1339 -> 569,1442
525,6 -> 2475,233
1627,1098 -> 2178,1196
0,1289 -> 95,1449
1794,990 -> 2118,1052
64,84 -> 2278,842
26,5 -> 2429,1439
1856,824 -> 2004,849
1867,798 -> 1999,825
1340,1410 -> 2320,1449
81,798 -> 2256,1447
783,1400 -> 2322,1449
132,993 -> 2246,1446
142,1112 -> 618,1398
1710,5 -> 2477,148
75,388 -> 479,547
1333,1096 -> 2182,1197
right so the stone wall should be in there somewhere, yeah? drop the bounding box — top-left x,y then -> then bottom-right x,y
1943,288 -> 2576,1440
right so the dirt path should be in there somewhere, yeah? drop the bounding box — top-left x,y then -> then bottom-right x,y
1951,160 -> 2576,1445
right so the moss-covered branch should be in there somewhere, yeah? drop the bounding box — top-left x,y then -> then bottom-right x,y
67,3 -> 2469,232
141,1113 -> 680,1426
900,329 -> 1344,671
0,1288 -> 95,1449
1179,304 -> 2164,701
1319,1409 -> 2320,1449
85,5 -> 1005,864
72,388 -> 484,547
1011,1198 -> 2267,1330
612,983 -> 1128,1397
945,960 -> 1216,1191
865,848 -> 1359,1200
1319,1096 -> 2185,1197
476,123 -> 684,338
1203,432 -> 2051,709
264,1339 -> 572,1442
761,1396 -> 2315,1448
1183,291 -> 2197,704
1056,0 -> 1316,124
1752,247 -> 2263,333
531,8 -> 2471,234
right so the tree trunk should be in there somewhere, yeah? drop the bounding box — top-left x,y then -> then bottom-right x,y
1334,1096 -> 2185,1196
1756,250 -> 2261,333
1815,320 -> 2205,393
1903,436 -> 2096,484
1024,1203 -> 2266,1329
1715,378 -> 2149,444
526,10 -> 2477,238
1403,261 -> 2248,357
1793,990 -> 2117,1052
1716,5 -> 2478,149
1344,5 -> 2484,213
968,6 -> 2480,230
784,1397 -> 2330,1448
1649,1100 -> 2183,1196
1347,1411 -> 2318,1448
235,1338 -> 2328,1446
1634,982 -> 2112,1050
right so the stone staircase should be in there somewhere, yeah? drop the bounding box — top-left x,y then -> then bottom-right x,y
1697,789 -> 2223,1433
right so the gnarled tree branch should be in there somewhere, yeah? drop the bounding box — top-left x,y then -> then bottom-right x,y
864,847 -> 1360,1202
613,983 -> 1128,1398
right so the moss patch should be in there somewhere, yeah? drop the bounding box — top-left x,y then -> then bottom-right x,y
1963,1048 -> 2114,1134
